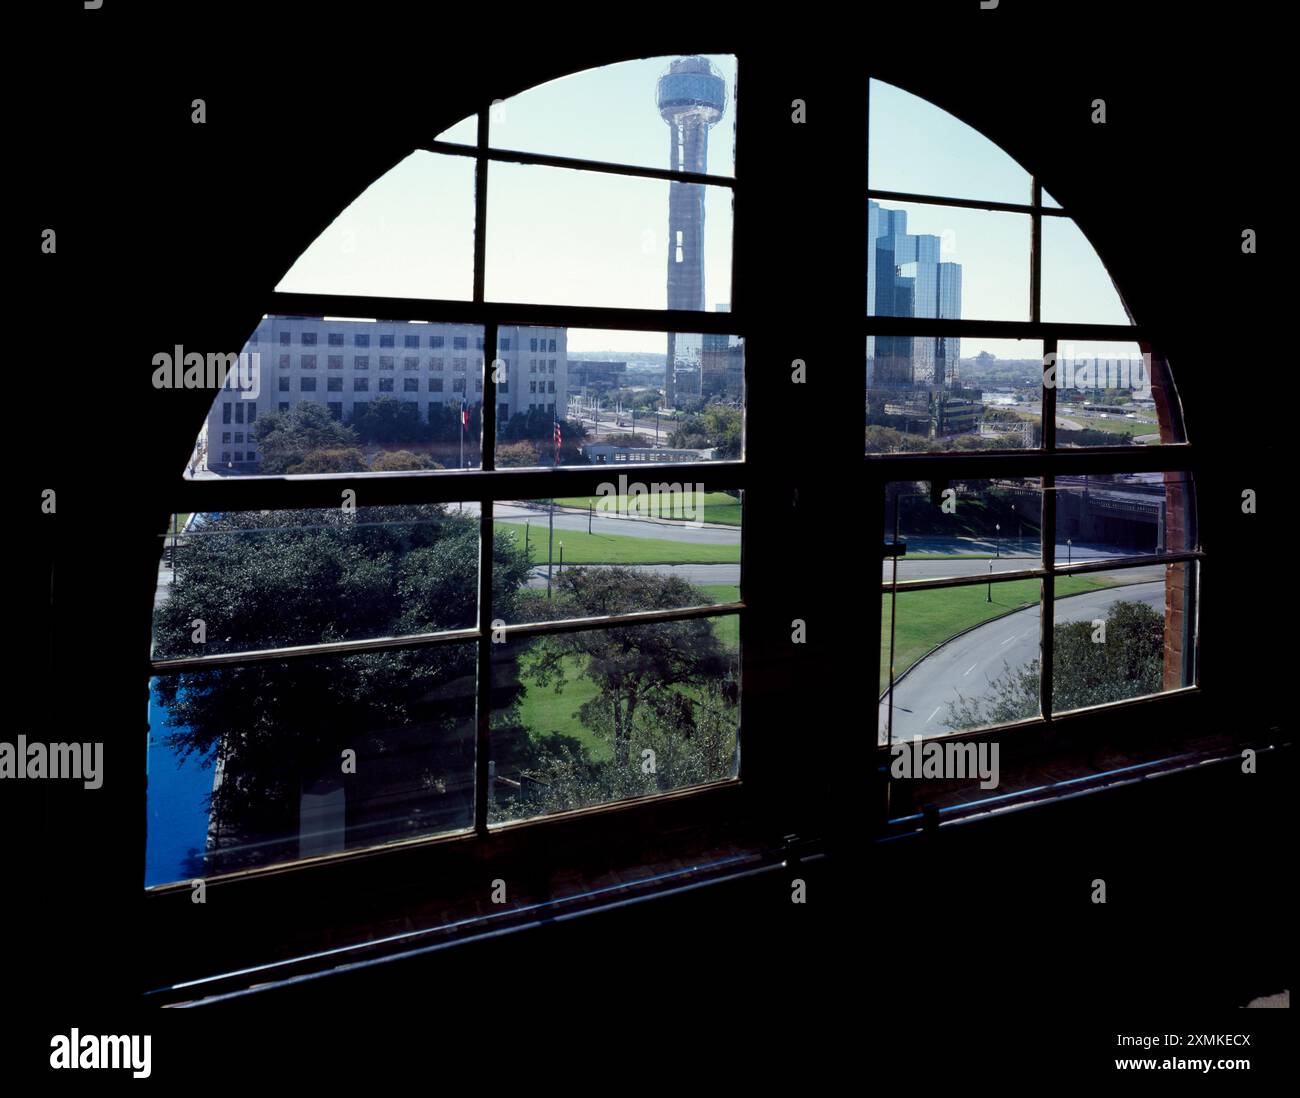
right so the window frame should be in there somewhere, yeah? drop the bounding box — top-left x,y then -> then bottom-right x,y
862,79 -> 1203,828
150,63 -> 753,903
144,58 -> 1208,995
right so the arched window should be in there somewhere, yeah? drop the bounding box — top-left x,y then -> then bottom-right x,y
145,59 -> 1199,904
865,79 -> 1197,821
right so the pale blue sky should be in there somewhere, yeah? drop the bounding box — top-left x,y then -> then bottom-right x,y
273,64 -> 1130,357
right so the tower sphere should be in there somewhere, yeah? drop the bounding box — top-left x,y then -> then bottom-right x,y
656,56 -> 726,126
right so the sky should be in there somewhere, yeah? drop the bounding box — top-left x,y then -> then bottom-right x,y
273,64 -> 1131,357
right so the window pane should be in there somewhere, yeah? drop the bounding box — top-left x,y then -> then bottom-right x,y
1042,189 -> 1063,209
186,317 -> 484,477
494,325 -> 743,468
868,79 -> 1032,204
868,199 -> 1030,322
1041,216 -> 1132,325
867,336 -> 1042,453
1051,561 -> 1195,714
1054,473 -> 1195,565
485,162 -> 733,311
489,617 -> 740,824
147,644 -> 477,885
882,479 -> 1043,583
879,580 -> 1042,744
152,505 -> 479,659
435,115 -> 477,144
490,55 -> 736,178
1051,340 -> 1184,446
491,489 -> 741,626
275,152 -> 475,300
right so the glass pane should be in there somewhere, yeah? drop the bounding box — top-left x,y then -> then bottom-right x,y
867,336 -> 1042,453
494,325 -> 743,468
1051,562 -> 1195,714
492,489 -> 741,626
868,79 -> 1032,204
491,55 -> 736,178
435,115 -> 477,144
276,152 -> 475,300
879,579 -> 1042,745
1041,216 -> 1132,325
1042,189 -> 1062,209
490,617 -> 740,823
485,162 -> 733,311
1054,473 -> 1195,565
881,479 -> 1043,583
868,199 -> 1030,322
1051,340 -> 1184,446
147,643 -> 477,885
185,316 -> 484,477
152,505 -> 480,660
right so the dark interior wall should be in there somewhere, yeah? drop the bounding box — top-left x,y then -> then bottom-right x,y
10,3 -> 1286,1079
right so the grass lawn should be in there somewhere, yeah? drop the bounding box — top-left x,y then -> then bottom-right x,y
513,587 -> 740,761
1058,415 -> 1158,438
878,573 -> 1148,693
551,491 -> 741,526
496,521 -> 740,565
168,514 -> 191,533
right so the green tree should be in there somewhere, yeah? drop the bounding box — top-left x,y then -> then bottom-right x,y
520,568 -> 732,765
253,402 -> 360,474
152,506 -> 532,871
945,598 -> 1164,728
286,447 -> 368,473
371,449 -> 440,471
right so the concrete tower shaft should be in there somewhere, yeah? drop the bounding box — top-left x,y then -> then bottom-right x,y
656,57 -> 727,408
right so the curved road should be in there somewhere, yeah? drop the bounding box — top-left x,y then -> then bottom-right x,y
878,573 -> 1165,745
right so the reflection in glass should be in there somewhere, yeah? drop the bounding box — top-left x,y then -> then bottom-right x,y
147,644 -> 477,885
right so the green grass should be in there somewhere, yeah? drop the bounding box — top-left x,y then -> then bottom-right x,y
551,491 -> 741,526
496,521 -> 740,565
878,574 -> 1142,694
1058,415 -> 1158,438
515,653 -> 610,761
513,587 -> 740,761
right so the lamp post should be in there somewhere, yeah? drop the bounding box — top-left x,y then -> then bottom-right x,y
559,542 -> 564,574
986,559 -> 993,603
1067,537 -> 1072,566
995,523 -> 1001,559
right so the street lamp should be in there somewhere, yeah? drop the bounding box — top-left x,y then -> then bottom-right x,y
986,559 -> 993,603
995,523 -> 1001,558
1067,537 -> 1072,566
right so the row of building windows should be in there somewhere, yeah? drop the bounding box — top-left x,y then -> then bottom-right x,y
251,331 -> 559,353
278,356 -> 475,371
273,356 -> 559,371
265,400 -> 553,418
275,377 -> 489,393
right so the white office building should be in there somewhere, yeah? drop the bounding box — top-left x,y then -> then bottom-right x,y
206,316 -> 567,471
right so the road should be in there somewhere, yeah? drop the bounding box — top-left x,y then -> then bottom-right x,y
881,539 -> 1140,582
877,572 -> 1165,744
